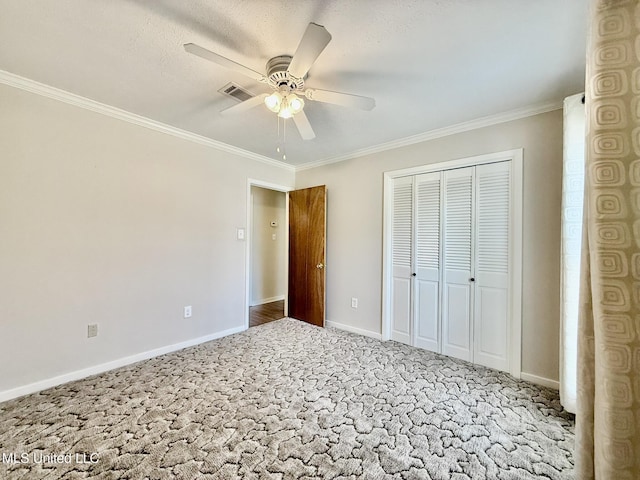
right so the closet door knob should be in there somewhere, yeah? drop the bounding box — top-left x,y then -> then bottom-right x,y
469,277 -> 475,282
411,273 -> 417,277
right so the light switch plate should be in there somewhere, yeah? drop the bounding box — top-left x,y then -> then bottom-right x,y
87,324 -> 98,338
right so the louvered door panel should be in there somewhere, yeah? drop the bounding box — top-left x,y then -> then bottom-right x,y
442,168 -> 474,361
391,176 -> 413,345
414,172 -> 441,352
474,162 -> 511,371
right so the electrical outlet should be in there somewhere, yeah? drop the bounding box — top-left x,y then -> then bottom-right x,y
184,306 -> 192,318
351,297 -> 358,309
87,324 -> 98,338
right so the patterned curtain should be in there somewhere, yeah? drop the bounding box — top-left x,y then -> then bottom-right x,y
576,1 -> 640,479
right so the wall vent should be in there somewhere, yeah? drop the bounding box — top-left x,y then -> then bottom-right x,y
218,82 -> 254,102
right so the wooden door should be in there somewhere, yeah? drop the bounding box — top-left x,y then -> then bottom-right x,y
288,185 -> 326,327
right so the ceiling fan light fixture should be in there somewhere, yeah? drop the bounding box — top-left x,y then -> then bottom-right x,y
288,94 -> 304,114
264,92 -> 282,112
278,105 -> 293,119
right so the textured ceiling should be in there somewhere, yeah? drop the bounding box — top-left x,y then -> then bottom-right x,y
0,0 -> 588,167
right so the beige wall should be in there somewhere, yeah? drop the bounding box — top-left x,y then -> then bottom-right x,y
296,110 -> 563,383
0,80 -> 563,394
0,84 -> 294,394
250,187 -> 286,305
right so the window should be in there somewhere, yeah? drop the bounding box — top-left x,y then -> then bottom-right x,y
560,93 -> 585,414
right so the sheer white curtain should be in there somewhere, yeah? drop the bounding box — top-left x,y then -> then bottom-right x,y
559,93 -> 585,414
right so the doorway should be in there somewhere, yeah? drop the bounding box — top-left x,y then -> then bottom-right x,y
244,179 -> 328,330
248,184 -> 288,328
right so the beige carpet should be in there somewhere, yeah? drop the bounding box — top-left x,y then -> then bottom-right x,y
0,318 -> 574,479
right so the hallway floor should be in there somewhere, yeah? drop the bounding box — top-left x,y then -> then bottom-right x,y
249,300 -> 285,327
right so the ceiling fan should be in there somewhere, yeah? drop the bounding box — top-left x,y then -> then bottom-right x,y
184,22 -> 375,141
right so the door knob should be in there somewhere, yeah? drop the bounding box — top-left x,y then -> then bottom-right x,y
469,277 -> 475,282
317,263 -> 324,269
411,273 -> 417,277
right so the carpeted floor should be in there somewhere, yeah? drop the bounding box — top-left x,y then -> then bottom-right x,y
0,318 -> 574,479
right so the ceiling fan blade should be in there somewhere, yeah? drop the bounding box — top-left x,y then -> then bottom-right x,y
184,43 -> 265,82
293,110 -> 316,140
305,88 -> 376,111
287,23 -> 332,79
220,93 -> 268,116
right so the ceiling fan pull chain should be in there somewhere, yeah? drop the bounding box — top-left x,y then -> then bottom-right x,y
282,117 -> 287,161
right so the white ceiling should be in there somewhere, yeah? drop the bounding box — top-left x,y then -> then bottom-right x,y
0,1 -> 588,167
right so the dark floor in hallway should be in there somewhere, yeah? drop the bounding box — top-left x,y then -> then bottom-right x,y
249,299 -> 285,327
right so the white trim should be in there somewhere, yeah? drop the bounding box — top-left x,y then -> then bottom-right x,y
382,149 -> 524,377
284,193 -> 290,320
0,325 -> 246,403
1,69 -> 562,174
326,320 -> 383,340
0,69 -> 294,172
245,179 -> 294,330
296,101 -> 561,171
250,295 -> 285,306
383,149 -> 523,180
510,149 -> 524,379
521,372 -> 560,390
381,174 -> 394,341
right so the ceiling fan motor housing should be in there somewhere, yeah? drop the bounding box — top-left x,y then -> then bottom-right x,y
266,55 -> 304,91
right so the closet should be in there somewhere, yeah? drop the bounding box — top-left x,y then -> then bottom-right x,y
384,151 -> 522,375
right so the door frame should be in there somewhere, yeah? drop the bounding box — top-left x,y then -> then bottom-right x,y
381,149 -> 523,378
245,179 -> 294,330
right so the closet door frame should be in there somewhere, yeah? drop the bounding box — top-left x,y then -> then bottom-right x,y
382,149 -> 523,378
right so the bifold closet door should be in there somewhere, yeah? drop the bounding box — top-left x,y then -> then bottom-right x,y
389,161 -> 513,372
413,173 -> 441,352
390,176 -> 413,345
441,167 -> 474,362
473,162 -> 511,371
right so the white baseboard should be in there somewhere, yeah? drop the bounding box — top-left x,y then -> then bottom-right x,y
0,325 -> 246,403
520,372 -> 560,390
250,295 -> 285,307
326,320 -> 382,340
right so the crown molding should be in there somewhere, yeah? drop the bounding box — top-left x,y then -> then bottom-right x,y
0,70 -> 294,172
295,99 -> 563,172
1,69 -> 564,174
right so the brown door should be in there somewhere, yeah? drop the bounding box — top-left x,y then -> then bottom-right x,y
288,185 -> 326,327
